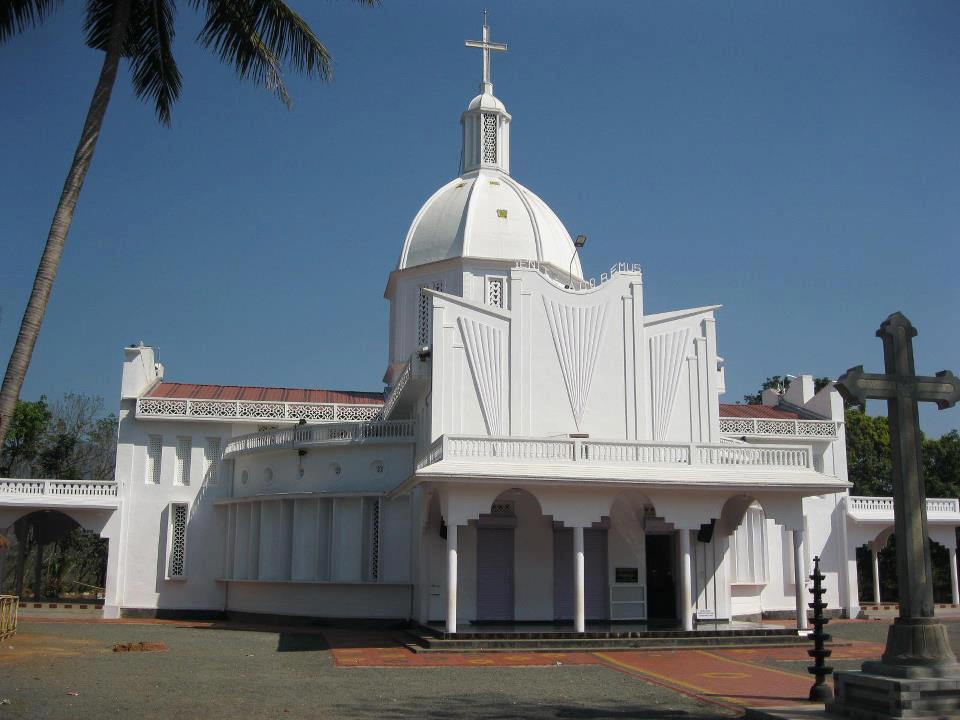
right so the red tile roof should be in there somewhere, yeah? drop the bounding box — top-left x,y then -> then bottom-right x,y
146,382 -> 384,405
719,403 -> 802,420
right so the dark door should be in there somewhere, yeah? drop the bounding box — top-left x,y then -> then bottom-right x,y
645,534 -> 676,620
476,527 -> 515,621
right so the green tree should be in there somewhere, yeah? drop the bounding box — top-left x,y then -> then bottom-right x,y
844,409 -> 893,496
923,430 -> 960,500
0,0 -> 376,444
0,397 -> 51,476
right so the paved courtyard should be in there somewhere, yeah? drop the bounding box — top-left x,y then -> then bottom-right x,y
1,615 -> 958,719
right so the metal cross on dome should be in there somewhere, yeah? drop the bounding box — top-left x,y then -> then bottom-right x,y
465,11 -> 507,92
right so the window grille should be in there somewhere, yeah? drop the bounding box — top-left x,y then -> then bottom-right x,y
368,499 -> 381,582
417,281 -> 444,347
487,278 -> 504,308
482,113 -> 498,164
175,437 -> 192,486
146,435 -> 162,484
729,503 -> 768,584
491,500 -> 515,516
204,437 -> 221,485
168,502 -> 188,578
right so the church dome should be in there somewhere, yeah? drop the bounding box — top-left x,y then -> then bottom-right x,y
397,169 -> 582,276
396,18 -> 582,279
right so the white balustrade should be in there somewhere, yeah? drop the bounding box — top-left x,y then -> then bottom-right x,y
136,397 -> 383,424
414,435 -> 813,470
223,420 -> 415,458
697,445 -> 811,468
848,496 -> 960,515
720,417 -> 838,439
0,479 -> 118,498
581,441 -> 690,464
446,436 -> 576,462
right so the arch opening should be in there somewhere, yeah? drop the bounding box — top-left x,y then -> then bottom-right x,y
0,510 -> 107,602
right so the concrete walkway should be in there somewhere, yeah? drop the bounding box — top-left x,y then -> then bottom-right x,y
0,616 -> 957,719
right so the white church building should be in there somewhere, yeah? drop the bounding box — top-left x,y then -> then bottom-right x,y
3,22 -> 959,634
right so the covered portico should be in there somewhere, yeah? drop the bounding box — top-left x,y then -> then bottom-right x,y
399,434 -> 849,634
844,495 -> 960,614
0,479 -> 121,615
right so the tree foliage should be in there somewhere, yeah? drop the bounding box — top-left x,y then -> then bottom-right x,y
0,396 -> 51,476
1,393 -> 117,481
844,409 -> 893,496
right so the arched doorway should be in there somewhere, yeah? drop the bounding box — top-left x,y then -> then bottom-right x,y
1,510 -> 107,602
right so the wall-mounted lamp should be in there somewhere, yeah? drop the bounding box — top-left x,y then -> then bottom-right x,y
567,234 -> 587,289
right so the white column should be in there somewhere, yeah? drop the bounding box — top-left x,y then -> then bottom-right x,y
950,545 -> 959,606
573,526 -> 585,633
446,523 -> 458,634
678,529 -> 693,631
871,547 -> 882,604
793,528 -> 809,630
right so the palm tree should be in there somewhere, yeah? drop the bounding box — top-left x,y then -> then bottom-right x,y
0,0 -> 374,444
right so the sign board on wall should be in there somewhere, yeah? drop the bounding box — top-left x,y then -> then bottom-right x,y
615,567 -> 639,583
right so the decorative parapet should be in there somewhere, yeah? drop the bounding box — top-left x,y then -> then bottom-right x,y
415,435 -> 814,471
223,420 -> 415,459
719,417 -> 839,439
0,479 -> 118,498
514,259 -> 642,291
136,397 -> 383,424
848,496 -> 960,516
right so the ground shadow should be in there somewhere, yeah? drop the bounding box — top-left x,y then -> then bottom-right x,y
327,697 -> 731,720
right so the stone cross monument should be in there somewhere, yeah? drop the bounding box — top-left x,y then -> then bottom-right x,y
830,312 -> 960,719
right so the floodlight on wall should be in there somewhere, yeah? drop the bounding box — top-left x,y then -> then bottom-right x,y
567,234 -> 587,289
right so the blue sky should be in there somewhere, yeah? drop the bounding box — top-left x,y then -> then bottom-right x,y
1,1 -> 958,437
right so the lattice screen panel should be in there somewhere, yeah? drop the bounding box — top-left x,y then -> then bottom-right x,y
487,278 -> 504,308
175,437 -> 192,486
482,113 -> 498,163
204,437 -> 221,485
417,281 -> 445,347
169,503 -> 188,578
146,435 -> 162,484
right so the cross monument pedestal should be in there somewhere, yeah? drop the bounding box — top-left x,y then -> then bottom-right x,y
828,312 -> 960,719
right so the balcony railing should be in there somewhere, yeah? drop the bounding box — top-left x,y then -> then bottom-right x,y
224,420 -> 415,458
136,397 -> 383,424
0,479 -> 118,498
416,435 -> 814,471
719,417 -> 838,439
381,362 -> 411,420
848,496 -> 960,515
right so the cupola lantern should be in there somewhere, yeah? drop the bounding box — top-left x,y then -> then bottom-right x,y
461,14 -> 511,174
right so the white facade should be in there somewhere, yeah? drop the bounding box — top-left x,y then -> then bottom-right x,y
3,23 -> 954,630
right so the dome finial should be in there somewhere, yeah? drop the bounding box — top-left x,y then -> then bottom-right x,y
465,11 -> 507,95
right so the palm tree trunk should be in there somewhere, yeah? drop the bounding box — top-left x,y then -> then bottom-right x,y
0,0 -> 132,443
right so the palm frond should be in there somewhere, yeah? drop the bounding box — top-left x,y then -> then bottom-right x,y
0,0 -> 63,42
249,0 -> 331,81
128,0 -> 182,125
194,0 -> 365,107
